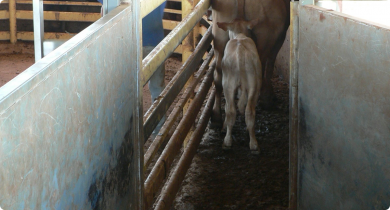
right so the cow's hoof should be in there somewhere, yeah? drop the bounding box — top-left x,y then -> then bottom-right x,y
250,150 -> 260,155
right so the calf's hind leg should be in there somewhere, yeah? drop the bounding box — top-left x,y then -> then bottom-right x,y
246,90 -> 259,154
222,85 -> 236,149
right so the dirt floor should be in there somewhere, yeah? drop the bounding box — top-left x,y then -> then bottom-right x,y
0,53 -> 35,87
170,75 -> 290,210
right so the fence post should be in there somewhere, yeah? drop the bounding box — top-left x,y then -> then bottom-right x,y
9,0 -> 17,43
181,0 -> 200,149
33,0 -> 44,61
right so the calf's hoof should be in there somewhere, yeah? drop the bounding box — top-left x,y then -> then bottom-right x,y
249,140 -> 259,154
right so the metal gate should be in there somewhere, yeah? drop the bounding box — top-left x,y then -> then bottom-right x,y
290,2 -> 390,209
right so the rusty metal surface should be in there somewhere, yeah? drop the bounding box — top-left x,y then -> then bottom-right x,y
155,88 -> 215,210
289,3 -> 299,210
144,62 -> 215,210
143,27 -> 212,141
143,53 -> 215,171
297,5 -> 390,209
0,4 -> 143,209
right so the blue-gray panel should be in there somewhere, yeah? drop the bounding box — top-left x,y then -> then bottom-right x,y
298,5 -> 390,210
0,3 -> 142,209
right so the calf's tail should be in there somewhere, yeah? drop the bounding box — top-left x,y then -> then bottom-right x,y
237,44 -> 247,114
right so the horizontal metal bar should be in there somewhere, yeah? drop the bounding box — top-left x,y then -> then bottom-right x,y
154,88 -> 215,210
144,57 -> 215,210
16,10 -> 100,22
141,0 -> 210,86
2,0 -> 101,6
143,27 -> 212,141
0,10 -> 10,20
143,52 -> 215,170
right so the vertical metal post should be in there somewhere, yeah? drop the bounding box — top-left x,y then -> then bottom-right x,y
192,0 -> 200,48
103,0 -> 119,16
102,0 -> 108,16
8,0 -> 17,44
181,0 -> 197,149
289,1 -> 299,210
181,0 -> 194,62
132,0 -> 144,208
33,0 -> 44,62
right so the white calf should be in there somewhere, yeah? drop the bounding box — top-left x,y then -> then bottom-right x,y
217,19 -> 262,153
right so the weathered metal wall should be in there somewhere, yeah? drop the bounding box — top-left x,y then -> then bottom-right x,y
297,5 -> 390,209
0,3 -> 143,209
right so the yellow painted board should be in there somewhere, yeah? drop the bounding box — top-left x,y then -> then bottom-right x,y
0,31 -> 11,40
16,10 -> 100,22
163,19 -> 180,30
0,10 -> 10,20
174,44 -> 183,54
200,25 -> 208,36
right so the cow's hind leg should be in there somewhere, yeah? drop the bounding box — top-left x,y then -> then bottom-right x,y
246,89 -> 259,154
211,65 -> 223,128
222,85 -> 236,150
259,31 -> 287,109
210,33 -> 228,129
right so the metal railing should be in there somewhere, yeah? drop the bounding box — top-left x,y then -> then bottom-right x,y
140,0 -> 213,209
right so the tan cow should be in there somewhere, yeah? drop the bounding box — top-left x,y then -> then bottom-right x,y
218,19 -> 261,153
211,0 -> 289,127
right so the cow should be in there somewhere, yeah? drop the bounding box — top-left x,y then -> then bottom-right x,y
217,18 -> 262,153
210,0 -> 290,127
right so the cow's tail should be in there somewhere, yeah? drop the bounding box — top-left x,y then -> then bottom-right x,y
237,43 -> 247,115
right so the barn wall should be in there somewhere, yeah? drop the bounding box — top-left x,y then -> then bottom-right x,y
297,5 -> 390,209
275,27 -> 290,83
0,4 -> 142,209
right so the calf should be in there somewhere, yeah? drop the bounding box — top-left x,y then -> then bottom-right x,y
218,19 -> 262,154
211,0 -> 289,127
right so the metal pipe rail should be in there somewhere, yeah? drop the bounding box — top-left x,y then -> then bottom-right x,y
154,88 -> 215,210
141,0 -> 210,86
144,60 -> 215,210
144,53 -> 215,171
143,27 -> 212,141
